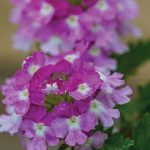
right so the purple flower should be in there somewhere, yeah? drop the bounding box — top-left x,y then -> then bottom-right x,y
89,99 -> 120,127
23,52 -> 47,76
0,107 -> 22,135
0,49 -> 133,149
96,68 -> 132,107
77,131 -> 107,150
20,105 -> 59,149
51,112 -> 95,146
69,70 -> 103,100
29,60 -> 71,105
1,72 -> 30,115
10,0 -> 139,55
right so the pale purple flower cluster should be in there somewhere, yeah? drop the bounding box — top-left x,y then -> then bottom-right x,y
0,50 -> 132,149
0,0 -> 139,149
11,0 -> 140,57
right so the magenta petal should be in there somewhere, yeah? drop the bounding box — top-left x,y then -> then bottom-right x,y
113,86 -> 132,104
14,101 -> 30,115
99,112 -> 114,128
51,118 -> 68,138
30,90 -> 45,105
42,112 -> 56,125
27,138 -> 47,150
80,113 -> 95,132
92,131 -> 108,148
65,131 -> 76,146
46,127 -> 59,146
25,105 -> 47,122
75,130 -> 87,145
107,109 -> 120,119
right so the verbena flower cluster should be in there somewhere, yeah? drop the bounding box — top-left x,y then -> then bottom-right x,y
11,0 -> 140,56
0,0 -> 139,150
0,50 -> 132,149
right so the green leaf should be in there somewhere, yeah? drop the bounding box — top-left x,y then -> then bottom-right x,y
100,134 -> 134,150
136,82 -> 150,113
113,40 -> 150,78
117,82 -> 150,136
119,82 -> 150,118
132,113 -> 150,150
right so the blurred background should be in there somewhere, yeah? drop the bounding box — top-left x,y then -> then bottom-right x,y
0,0 -> 150,149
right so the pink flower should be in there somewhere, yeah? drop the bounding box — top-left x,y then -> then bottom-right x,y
51,112 -> 95,146
77,131 -> 107,150
1,72 -> 30,115
89,99 -> 120,127
0,107 -> 22,135
10,0 -> 139,55
96,68 -> 132,107
29,60 -> 71,105
20,105 -> 59,148
69,69 -> 102,100
23,52 -> 47,76
0,49 -> 133,149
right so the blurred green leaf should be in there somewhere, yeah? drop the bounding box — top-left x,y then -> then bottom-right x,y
117,82 -> 150,136
100,134 -> 134,150
132,113 -> 150,150
136,82 -> 150,113
68,0 -> 83,5
119,82 -> 150,118
113,40 -> 150,78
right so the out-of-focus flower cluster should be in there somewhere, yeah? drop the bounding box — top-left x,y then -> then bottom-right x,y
0,49 -> 132,149
0,0 -> 139,149
11,0 -> 140,57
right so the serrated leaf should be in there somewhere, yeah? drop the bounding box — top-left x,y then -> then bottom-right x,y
100,134 -> 134,150
132,113 -> 150,150
113,40 -> 150,78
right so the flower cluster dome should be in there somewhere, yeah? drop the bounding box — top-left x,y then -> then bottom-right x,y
0,50 -> 132,149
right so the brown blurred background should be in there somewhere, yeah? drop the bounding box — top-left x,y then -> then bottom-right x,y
0,0 -> 150,149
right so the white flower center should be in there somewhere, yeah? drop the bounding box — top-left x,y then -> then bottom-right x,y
40,2 -> 54,16
64,53 -> 79,63
90,100 -> 105,115
28,64 -> 40,75
89,47 -> 101,57
77,83 -> 91,95
96,0 -> 109,11
45,83 -> 58,94
67,116 -> 80,130
66,15 -> 79,28
34,123 -> 46,137
18,89 -> 29,101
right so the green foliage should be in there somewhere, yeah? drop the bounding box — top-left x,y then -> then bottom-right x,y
93,81 -> 150,150
132,113 -> 150,150
68,0 -> 83,5
136,82 -> 150,113
113,40 -> 150,78
119,82 -> 150,118
117,82 -> 150,136
100,134 -> 134,150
